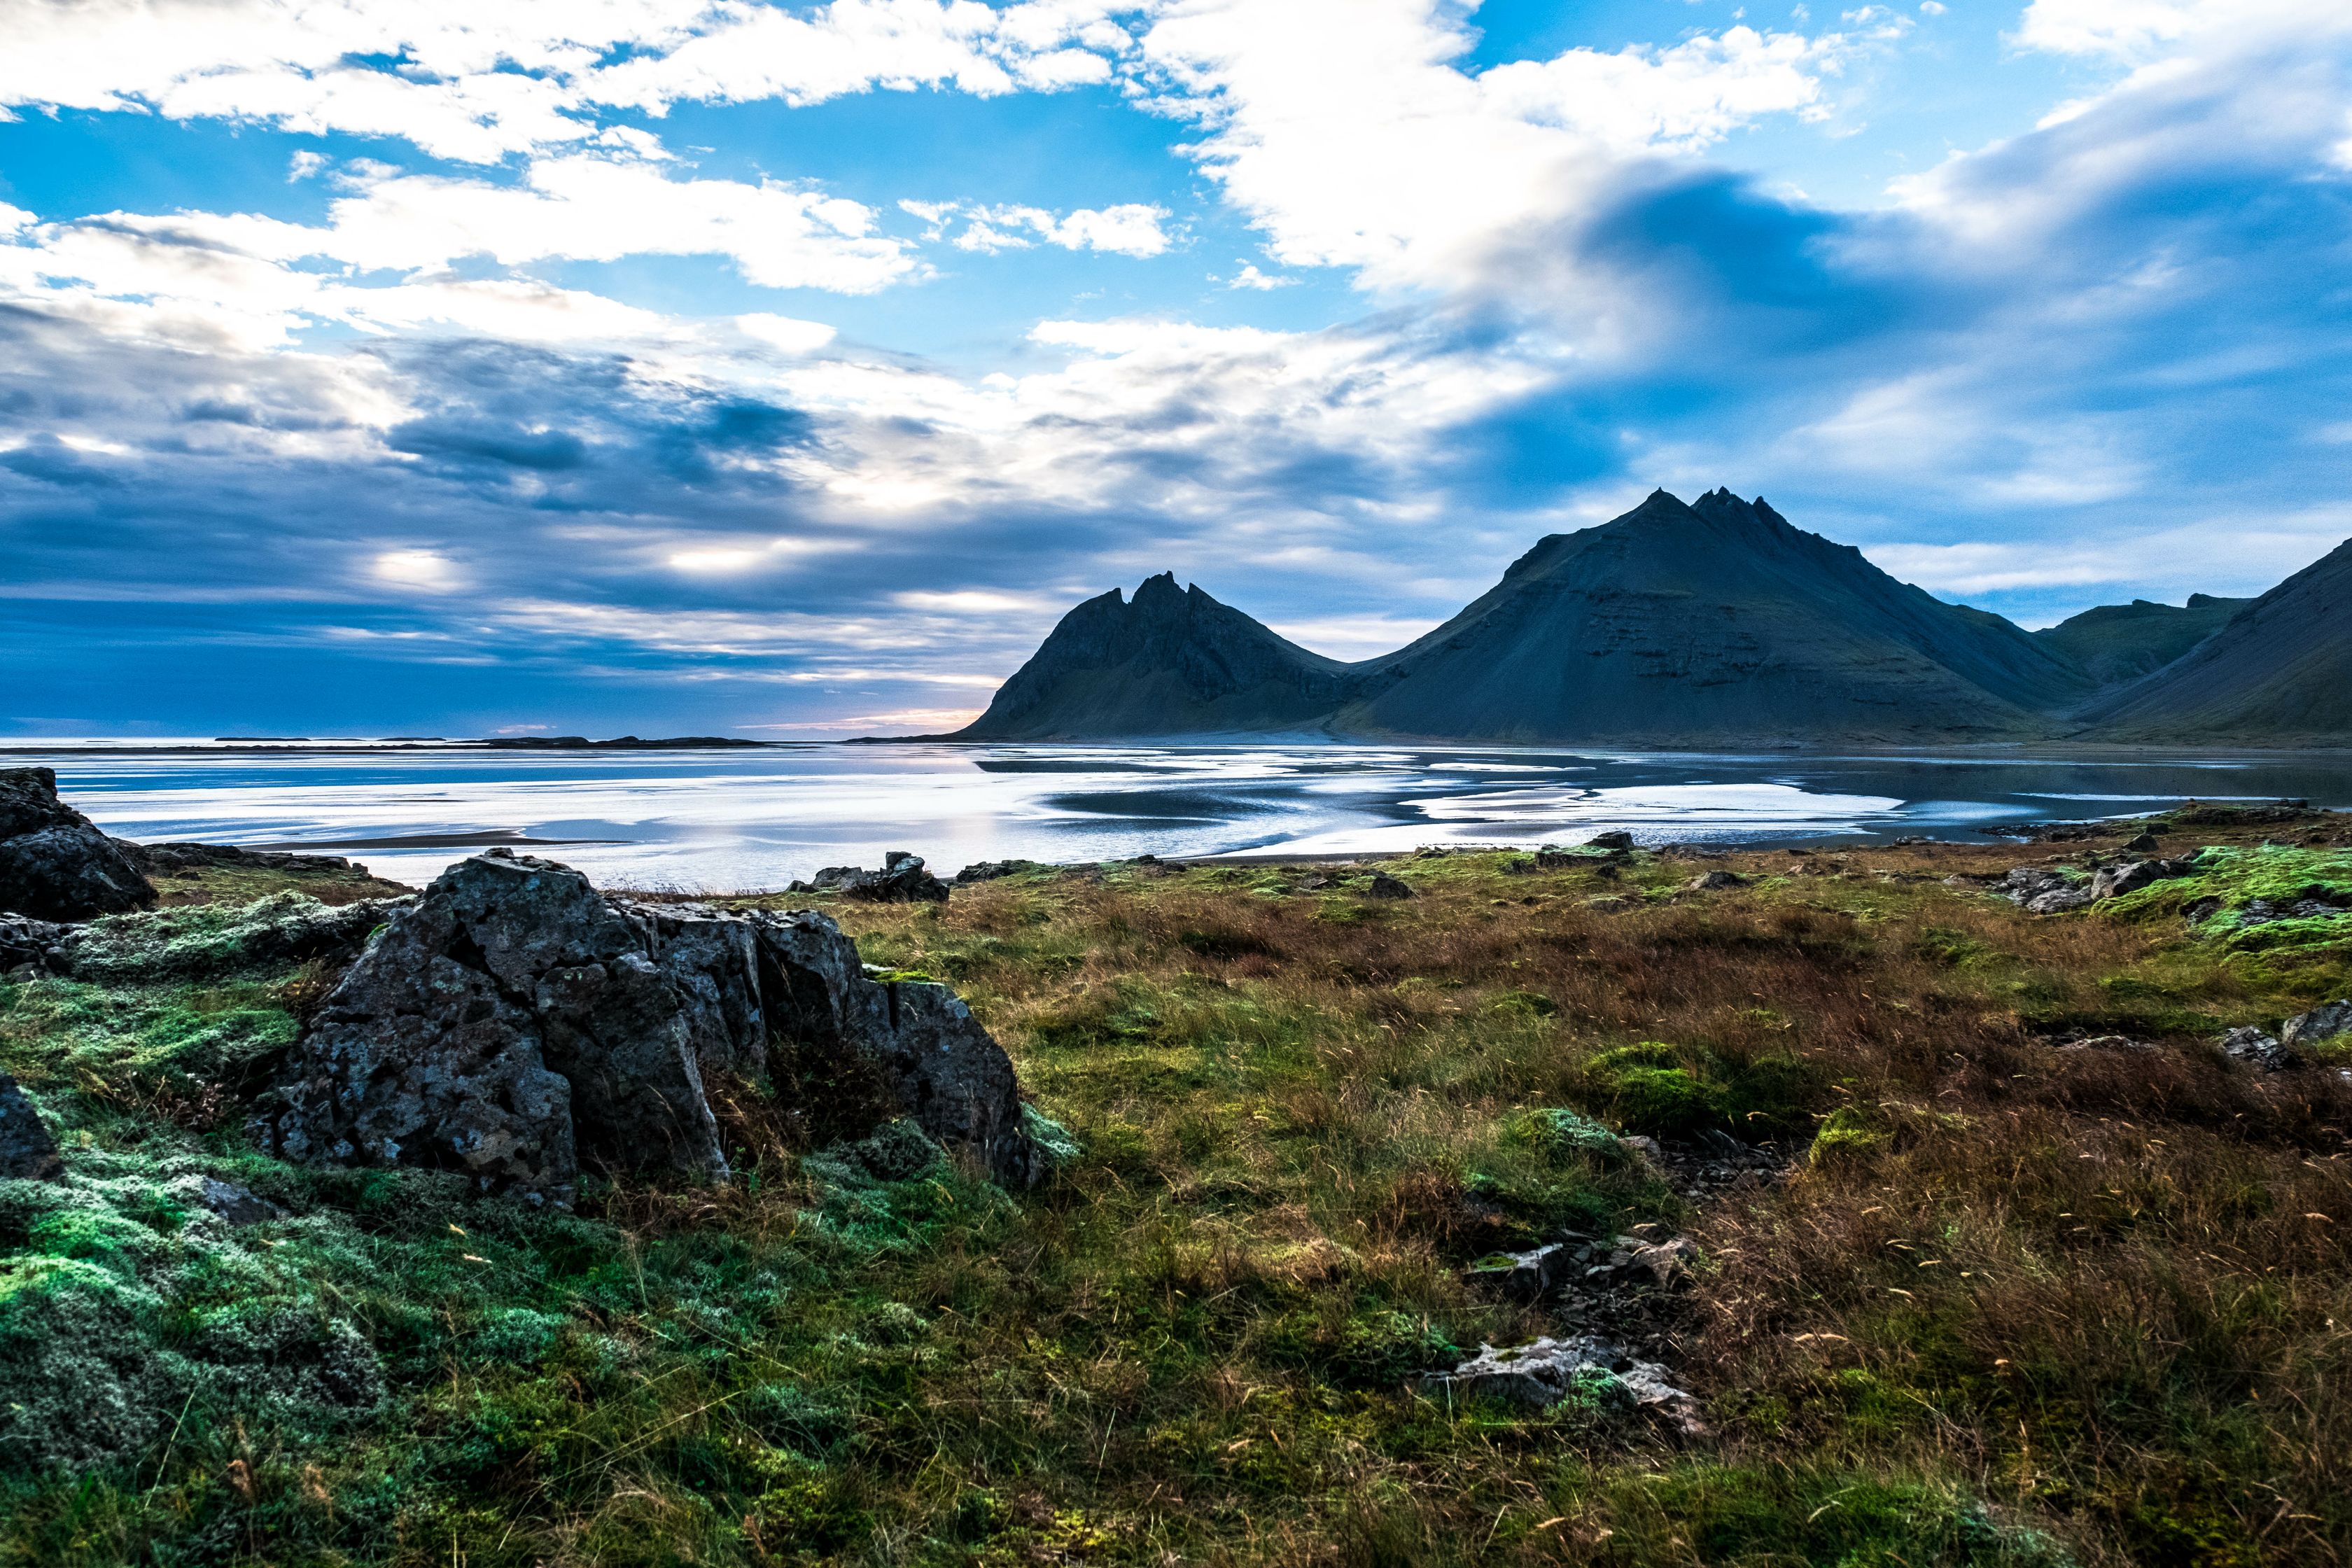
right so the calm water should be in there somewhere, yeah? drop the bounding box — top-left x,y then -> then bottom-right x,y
12,741 -> 2352,891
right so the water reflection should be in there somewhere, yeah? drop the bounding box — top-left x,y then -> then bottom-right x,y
10,741 -> 2348,891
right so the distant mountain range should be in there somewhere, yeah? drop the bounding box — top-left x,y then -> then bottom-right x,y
948,489 -> 2348,746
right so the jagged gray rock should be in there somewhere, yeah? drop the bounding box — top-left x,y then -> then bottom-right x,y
1415,1334 -> 1702,1432
746,908 -> 1037,1184
2221,1026 -> 2295,1071
263,850 -> 1037,1206
0,768 -> 155,921
0,914 -> 71,978
2087,858 -> 2197,899
0,1074 -> 62,1181
2281,1000 -> 2352,1054
954,859 -> 1036,883
797,851 -> 950,902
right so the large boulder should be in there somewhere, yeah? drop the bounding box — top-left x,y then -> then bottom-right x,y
262,851 -> 1037,1205
0,769 -> 155,921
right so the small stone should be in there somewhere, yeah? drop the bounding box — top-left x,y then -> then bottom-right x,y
1364,872 -> 1415,900
0,1074 -> 62,1180
1463,1242 -> 1572,1301
2025,886 -> 2094,915
2123,832 -> 2160,853
2281,1000 -> 2352,1054
1630,1236 -> 1700,1287
1686,869 -> 1746,892
2221,1026 -> 2296,1072
1587,831 -> 1634,851
197,1177 -> 281,1226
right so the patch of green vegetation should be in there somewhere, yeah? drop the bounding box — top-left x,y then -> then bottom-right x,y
0,827 -> 2344,1566
1578,1042 -> 1821,1141
1809,1105 -> 1891,1167
1584,1463 -> 2073,1567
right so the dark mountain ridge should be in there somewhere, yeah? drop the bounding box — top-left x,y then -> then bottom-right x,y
2033,594 -> 2250,690
955,572 -> 1358,741
1329,489 -> 2088,743
2073,540 -> 2352,742
949,490 -> 2337,746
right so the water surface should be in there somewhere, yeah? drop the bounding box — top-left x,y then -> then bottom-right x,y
13,741 -> 2350,890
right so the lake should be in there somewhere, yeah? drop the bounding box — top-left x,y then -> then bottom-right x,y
12,741 -> 2351,890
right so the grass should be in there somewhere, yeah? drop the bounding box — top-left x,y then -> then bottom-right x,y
0,809 -> 2346,1565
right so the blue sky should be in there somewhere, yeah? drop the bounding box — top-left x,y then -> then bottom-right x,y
2,0 -> 2348,737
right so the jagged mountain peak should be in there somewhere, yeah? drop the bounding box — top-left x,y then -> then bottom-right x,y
948,489 -> 2219,746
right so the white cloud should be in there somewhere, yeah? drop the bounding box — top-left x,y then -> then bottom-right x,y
2016,0 -> 2352,61
0,0 -> 1142,162
258,155 -> 916,292
584,0 -> 1130,115
736,313 -> 840,355
371,548 -> 464,590
904,200 -> 1172,256
1226,263 -> 1292,289
1130,0 -> 1851,291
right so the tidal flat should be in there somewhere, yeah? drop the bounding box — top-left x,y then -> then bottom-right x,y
2,810 -> 2349,1567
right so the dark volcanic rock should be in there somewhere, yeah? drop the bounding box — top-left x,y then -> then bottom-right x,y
748,909 -> 1037,1185
264,850 -> 1036,1205
0,1074 -> 62,1180
954,859 -> 1036,883
802,852 -> 950,902
1364,872 -> 1415,900
113,841 -> 364,878
0,768 -> 155,921
0,914 -> 71,977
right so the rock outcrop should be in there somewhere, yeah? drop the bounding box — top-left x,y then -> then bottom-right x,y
1415,1334 -> 1700,1432
262,850 -> 1037,1205
0,768 -> 155,921
793,851 -> 950,903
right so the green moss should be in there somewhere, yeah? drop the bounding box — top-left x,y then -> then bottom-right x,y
1810,1105 -> 1892,1167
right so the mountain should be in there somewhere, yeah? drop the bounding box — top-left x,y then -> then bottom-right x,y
2076,541 -> 2352,742
953,572 -> 1359,740
1331,489 -> 2090,743
954,490 -> 2108,746
2033,594 -> 2249,689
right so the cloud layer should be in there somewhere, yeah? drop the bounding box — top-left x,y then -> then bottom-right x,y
3,0 -> 2350,733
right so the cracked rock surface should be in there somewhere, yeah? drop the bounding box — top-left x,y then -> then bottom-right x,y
0,767 -> 155,922
262,850 -> 1037,1206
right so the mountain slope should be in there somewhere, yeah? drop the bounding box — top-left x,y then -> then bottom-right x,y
2076,542 -> 2352,742
2034,594 -> 2249,690
1330,489 -> 2090,743
953,573 -> 1357,740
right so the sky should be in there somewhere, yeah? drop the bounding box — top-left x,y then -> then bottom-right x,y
2,0 -> 2349,738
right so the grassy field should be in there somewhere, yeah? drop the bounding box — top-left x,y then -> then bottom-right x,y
2,811 -> 2349,1567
